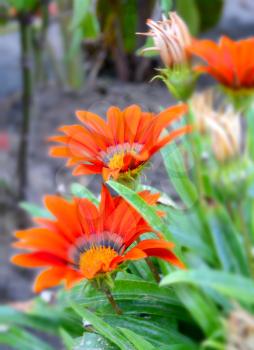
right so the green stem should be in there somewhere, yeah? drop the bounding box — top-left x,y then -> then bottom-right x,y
56,0 -> 83,90
103,286 -> 122,315
238,202 -> 254,279
34,1 -> 49,85
187,106 -> 220,265
145,258 -> 160,283
135,236 -> 160,282
187,109 -> 204,197
17,17 -> 33,200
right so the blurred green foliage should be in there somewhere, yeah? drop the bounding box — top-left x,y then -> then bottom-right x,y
176,0 -> 224,35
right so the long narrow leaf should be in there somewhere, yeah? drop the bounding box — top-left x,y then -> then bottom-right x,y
0,326 -> 54,350
71,302 -> 134,350
107,180 -> 174,242
119,328 -> 156,350
70,183 -> 99,205
208,205 -> 249,275
73,333 -> 118,350
161,269 -> 254,303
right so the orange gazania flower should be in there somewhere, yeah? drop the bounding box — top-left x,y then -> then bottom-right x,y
12,186 -> 183,293
49,104 -> 190,181
189,36 -> 254,90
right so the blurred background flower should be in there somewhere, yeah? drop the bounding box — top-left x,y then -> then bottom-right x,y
207,107 -> 241,163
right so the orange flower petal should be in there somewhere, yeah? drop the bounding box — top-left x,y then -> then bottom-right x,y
123,105 -> 141,144
189,36 -> 254,89
49,146 -> 72,157
11,252 -> 66,267
150,125 -> 192,156
49,104 -> 189,179
72,164 -> 102,176
76,110 -> 112,140
133,239 -> 184,268
110,247 -> 147,268
134,239 -> 175,250
12,185 -> 182,290
107,106 -> 124,144
33,267 -> 67,293
43,195 -> 83,241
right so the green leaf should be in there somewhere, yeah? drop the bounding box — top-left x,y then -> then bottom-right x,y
65,278 -> 186,320
136,37 -> 158,57
175,0 -> 200,35
128,259 -> 155,281
161,269 -> 254,303
164,206 -> 214,262
70,182 -> 99,205
208,205 -> 249,276
0,305 -> 60,334
67,277 -> 195,347
119,328 -> 156,350
31,298 -> 83,337
107,181 -> 194,267
8,0 -> 38,11
137,184 -> 178,208
173,285 -> 221,336
71,302 -> 134,350
68,27 -> 84,58
159,262 -> 223,337
106,315 -> 195,348
71,0 -> 91,29
246,104 -> 254,159
81,12 -> 100,39
0,325 -> 54,350
107,180 -> 175,242
161,141 -> 219,265
59,328 -> 75,350
160,0 -> 173,13
62,276 -> 191,328
19,202 -> 52,219
161,142 -> 198,209
74,333 -> 118,350
120,0 -> 137,53
69,0 -> 100,60
195,0 -> 224,32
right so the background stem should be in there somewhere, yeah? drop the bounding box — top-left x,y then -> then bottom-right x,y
17,18 -> 32,200
34,1 -> 49,85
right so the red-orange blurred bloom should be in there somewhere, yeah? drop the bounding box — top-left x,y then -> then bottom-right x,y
189,36 -> 254,90
49,104 -> 190,181
12,186 -> 183,292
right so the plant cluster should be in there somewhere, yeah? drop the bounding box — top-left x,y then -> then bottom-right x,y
1,3 -> 254,350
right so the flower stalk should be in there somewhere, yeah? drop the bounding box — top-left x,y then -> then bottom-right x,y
145,257 -> 161,283
102,285 -> 123,315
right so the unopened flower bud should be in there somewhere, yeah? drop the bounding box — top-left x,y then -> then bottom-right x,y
190,90 -> 216,134
139,12 -> 192,68
207,108 -> 241,162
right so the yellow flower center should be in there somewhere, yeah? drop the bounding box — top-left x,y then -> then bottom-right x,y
79,246 -> 118,279
108,152 -> 125,170
99,143 -> 143,171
